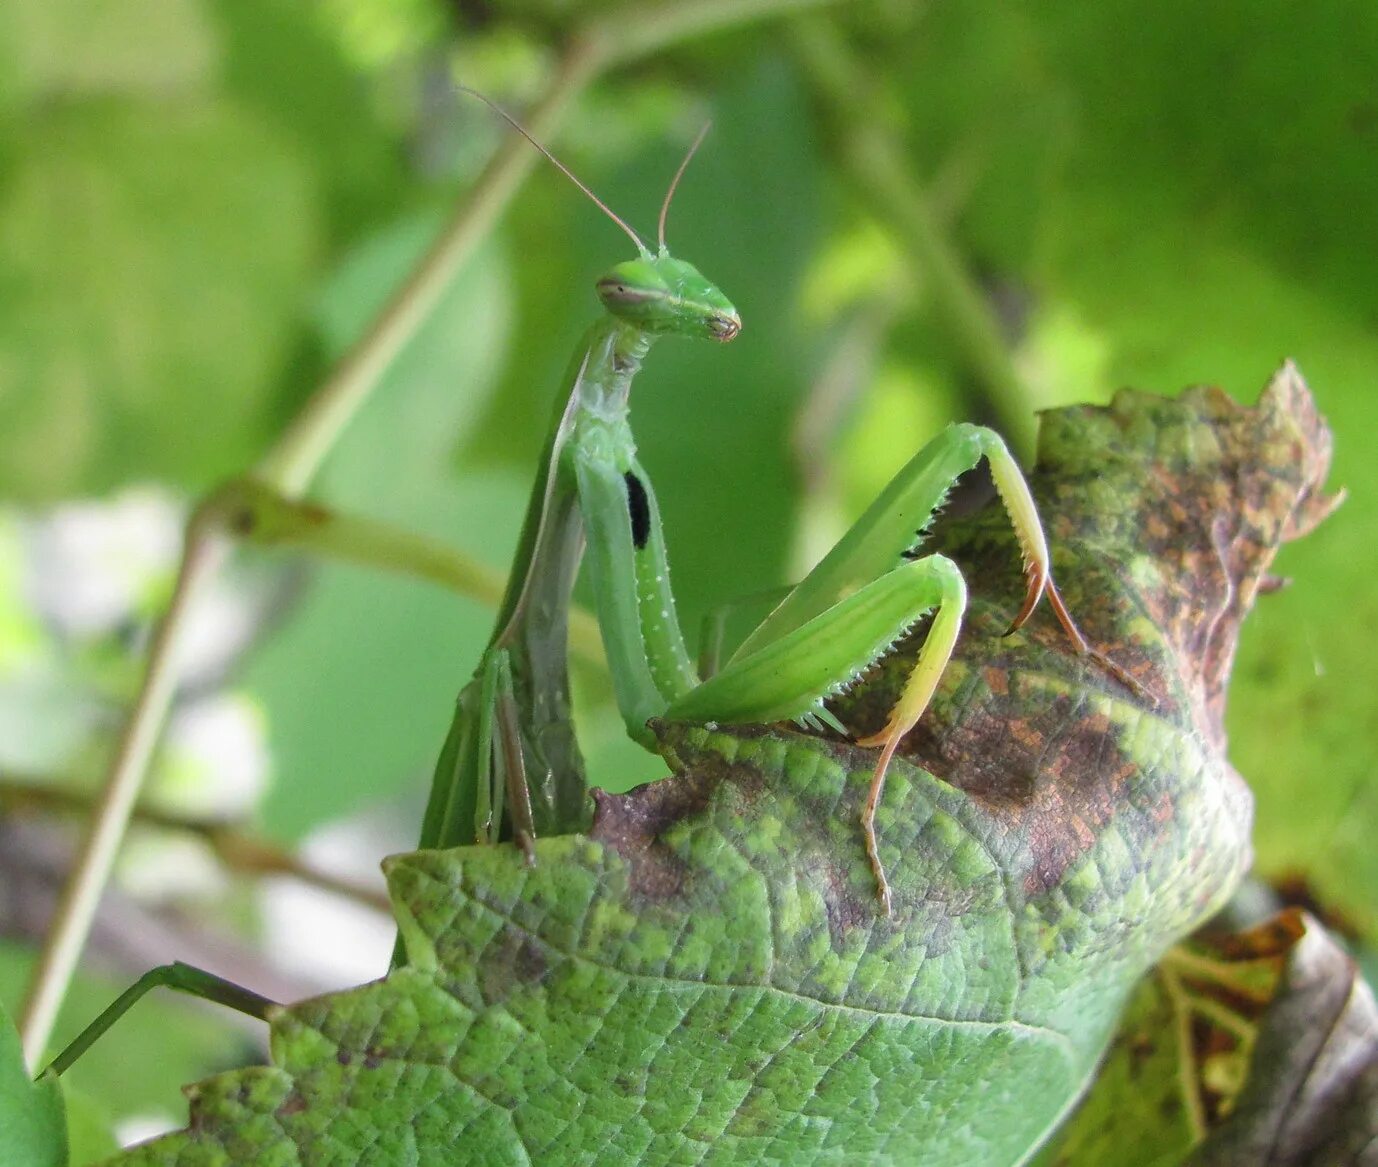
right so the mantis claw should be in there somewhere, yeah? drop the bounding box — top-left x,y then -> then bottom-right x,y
1001,560 -> 1050,637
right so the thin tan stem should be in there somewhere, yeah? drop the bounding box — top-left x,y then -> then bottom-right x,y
19,524 -> 229,1068
1,779 -> 392,916
787,18 -> 1037,456
207,478 -> 606,670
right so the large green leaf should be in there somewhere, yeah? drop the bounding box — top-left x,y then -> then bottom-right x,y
210,0 -> 410,244
0,97 -> 318,498
105,370 -> 1331,1163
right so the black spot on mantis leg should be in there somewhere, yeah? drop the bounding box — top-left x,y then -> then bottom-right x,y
624,471 -> 651,550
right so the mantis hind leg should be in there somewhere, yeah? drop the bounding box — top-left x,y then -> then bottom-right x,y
43,962 -> 275,1079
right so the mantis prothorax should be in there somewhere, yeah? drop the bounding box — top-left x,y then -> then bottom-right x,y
411,92 -> 1091,924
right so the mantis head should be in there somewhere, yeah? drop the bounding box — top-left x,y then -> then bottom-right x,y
597,255 -> 741,343
451,86 -> 739,341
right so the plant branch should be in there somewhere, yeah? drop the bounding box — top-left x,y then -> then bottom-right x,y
205,478 -> 606,671
1,779 -> 392,915
787,17 -> 1038,457
19,523 -> 229,1068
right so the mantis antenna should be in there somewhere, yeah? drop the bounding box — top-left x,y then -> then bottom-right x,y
454,83 -> 650,255
657,121 -> 712,252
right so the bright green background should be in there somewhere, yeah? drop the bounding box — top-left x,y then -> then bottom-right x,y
0,0 -> 1372,1154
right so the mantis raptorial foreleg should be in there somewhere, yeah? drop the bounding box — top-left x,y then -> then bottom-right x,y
574,447 -> 698,747
659,422 -> 1087,913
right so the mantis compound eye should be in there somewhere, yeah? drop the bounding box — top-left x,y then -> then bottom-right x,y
596,278 -> 658,308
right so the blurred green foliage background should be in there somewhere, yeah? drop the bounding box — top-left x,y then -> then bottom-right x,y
1,0 -> 1374,1146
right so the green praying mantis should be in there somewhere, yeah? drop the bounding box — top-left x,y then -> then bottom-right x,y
42,93 -> 1101,1079
407,91 -> 1093,924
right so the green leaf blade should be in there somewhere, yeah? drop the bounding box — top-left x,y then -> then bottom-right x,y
107,375 -> 1332,1164
0,1001 -> 67,1167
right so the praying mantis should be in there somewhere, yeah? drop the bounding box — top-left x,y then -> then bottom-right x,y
43,93 -> 1097,1079
407,92 -> 1091,925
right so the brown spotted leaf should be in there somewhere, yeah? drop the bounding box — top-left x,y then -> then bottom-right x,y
111,367 -> 1335,1165
1187,911 -> 1378,1166
1035,909 -> 1378,1166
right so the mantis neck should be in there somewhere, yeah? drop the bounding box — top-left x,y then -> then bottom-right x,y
575,318 -> 655,420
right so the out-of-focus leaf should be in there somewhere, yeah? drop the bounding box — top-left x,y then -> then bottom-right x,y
0,0 -> 216,104
0,996 -> 66,1167
0,99 -> 318,499
105,369 -> 1329,1164
210,0 -> 410,245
